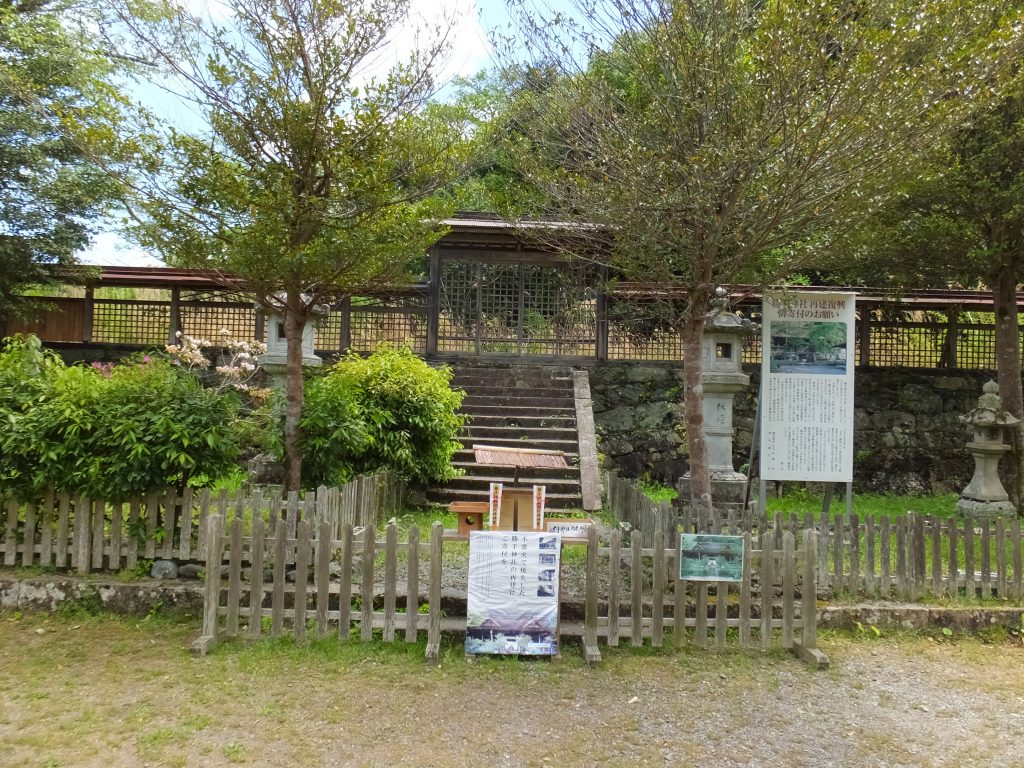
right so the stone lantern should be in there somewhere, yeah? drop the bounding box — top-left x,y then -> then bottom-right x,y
257,300 -> 326,389
677,287 -> 758,511
957,380 -> 1018,519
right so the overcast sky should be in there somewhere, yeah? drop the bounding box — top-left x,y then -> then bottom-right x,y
80,0 -> 529,267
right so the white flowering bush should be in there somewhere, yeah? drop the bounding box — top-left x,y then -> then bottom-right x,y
165,329 -> 270,401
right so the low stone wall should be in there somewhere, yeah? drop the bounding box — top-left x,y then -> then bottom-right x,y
589,363 -> 993,495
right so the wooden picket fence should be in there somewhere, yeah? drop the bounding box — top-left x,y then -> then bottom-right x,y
194,513 -> 826,668
606,473 -> 1024,602
0,474 -> 405,574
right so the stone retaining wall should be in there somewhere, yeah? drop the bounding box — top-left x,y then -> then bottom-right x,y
589,364 -> 994,495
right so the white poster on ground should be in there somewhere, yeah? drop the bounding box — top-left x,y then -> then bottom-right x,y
760,291 -> 856,482
465,531 -> 561,656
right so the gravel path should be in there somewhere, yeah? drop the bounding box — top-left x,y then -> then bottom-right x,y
2,612 -> 1023,768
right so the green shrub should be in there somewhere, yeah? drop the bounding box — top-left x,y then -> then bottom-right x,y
300,345 -> 465,486
0,335 -> 240,500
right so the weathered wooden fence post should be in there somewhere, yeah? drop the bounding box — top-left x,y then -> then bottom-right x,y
192,514 -> 224,656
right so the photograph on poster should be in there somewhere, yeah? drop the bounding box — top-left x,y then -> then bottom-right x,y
678,534 -> 745,582
769,320 -> 847,375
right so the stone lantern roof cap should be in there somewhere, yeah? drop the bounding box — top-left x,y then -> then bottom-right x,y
961,380 -> 1020,427
705,286 -> 758,336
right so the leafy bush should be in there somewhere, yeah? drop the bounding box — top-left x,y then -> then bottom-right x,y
0,335 -> 240,500
300,345 -> 465,486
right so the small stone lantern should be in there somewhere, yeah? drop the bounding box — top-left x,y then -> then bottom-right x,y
678,287 -> 758,510
957,380 -> 1018,519
258,299 -> 327,389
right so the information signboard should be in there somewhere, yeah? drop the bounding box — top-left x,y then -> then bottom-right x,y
465,531 -> 561,656
760,291 -> 856,482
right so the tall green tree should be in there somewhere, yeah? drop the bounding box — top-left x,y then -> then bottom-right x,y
502,0 -> 1022,513
829,72 -> 1024,501
0,0 -> 127,319
115,0 -> 466,489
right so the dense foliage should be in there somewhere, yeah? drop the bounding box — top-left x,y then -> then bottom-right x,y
300,346 -> 464,487
0,335 -> 239,500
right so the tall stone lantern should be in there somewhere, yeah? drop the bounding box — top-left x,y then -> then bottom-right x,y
957,380 -> 1018,519
677,288 -> 758,511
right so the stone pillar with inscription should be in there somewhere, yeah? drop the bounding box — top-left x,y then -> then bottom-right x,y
677,288 -> 757,512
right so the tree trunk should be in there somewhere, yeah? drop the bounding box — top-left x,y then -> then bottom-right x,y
283,287 -> 308,492
992,257 -> 1023,508
681,304 -> 714,520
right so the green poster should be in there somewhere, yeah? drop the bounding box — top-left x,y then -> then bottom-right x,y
678,534 -> 745,582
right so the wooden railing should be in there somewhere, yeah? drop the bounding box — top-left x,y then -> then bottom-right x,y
194,516 -> 825,667
0,474 -> 405,574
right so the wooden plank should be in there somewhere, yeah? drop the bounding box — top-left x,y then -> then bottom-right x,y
817,508 -> 829,590
75,496 -> 91,575
144,493 -> 158,559
1013,518 -> 1023,602
584,525 -> 601,663
760,533 -> 773,650
3,498 -> 17,566
91,499 -> 105,570
695,583 -> 708,649
405,525 -> 420,643
802,530 -> 818,651
782,532 -> 795,649
56,493 -> 70,569
895,515 -> 906,597
21,501 -> 36,567
630,532 -> 643,646
179,486 -> 194,560
224,518 -> 242,636
931,516 -> 942,596
196,490 -> 211,561
864,514 -> 875,596
674,568 -> 686,648
39,490 -> 54,565
192,514 -> 223,656
981,518 -> 992,599
248,517 -> 265,638
965,518 -> 976,599
739,532 -> 752,648
880,515 -> 891,596
849,513 -> 860,593
161,491 -> 176,560
316,521 -> 330,637
832,513 -> 844,594
914,514 -> 927,592
108,500 -> 122,570
286,491 -> 299,565
608,529 -> 621,647
715,581 -> 728,649
294,520 -> 310,641
907,515 -> 918,602
948,516 -> 959,597
651,522 -> 665,648
271,523 -> 286,637
997,517 -> 1007,599
338,524 -> 354,641
426,522 -> 443,664
361,522 -> 376,642
383,522 -> 398,643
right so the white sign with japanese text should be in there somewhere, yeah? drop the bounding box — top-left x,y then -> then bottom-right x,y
465,531 -> 561,656
760,291 -> 856,482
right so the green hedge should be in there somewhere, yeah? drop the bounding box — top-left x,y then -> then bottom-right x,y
300,345 -> 465,486
0,335 -> 240,500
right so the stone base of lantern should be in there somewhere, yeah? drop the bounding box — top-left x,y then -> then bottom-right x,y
676,470 -> 749,515
956,497 -> 1017,520
259,355 -> 321,390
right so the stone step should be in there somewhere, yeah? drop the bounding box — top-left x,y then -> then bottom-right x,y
451,461 -> 580,480
458,404 -> 577,419
462,413 -> 577,429
427,486 -> 582,510
452,375 -> 574,389
462,394 -> 576,409
441,475 -> 582,492
457,435 -> 579,452
455,384 -> 575,398
453,448 -> 579,463
462,425 -> 579,440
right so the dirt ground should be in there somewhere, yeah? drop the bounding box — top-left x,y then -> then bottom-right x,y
1,612 -> 1023,768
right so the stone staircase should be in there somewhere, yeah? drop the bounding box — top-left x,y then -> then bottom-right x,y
429,364 -> 584,510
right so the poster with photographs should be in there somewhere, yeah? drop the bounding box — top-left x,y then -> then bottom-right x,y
678,534 -> 745,582
761,291 -> 856,482
465,531 -> 561,656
